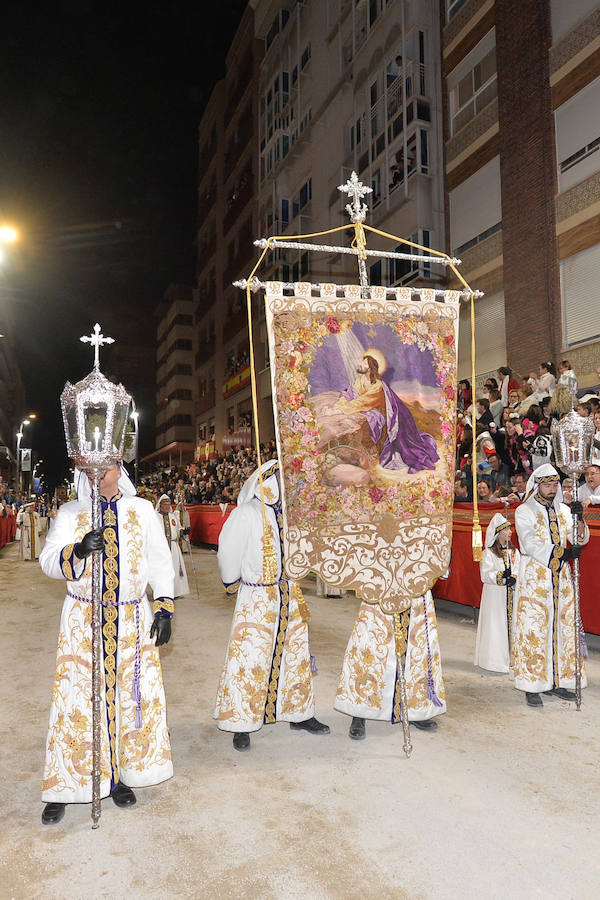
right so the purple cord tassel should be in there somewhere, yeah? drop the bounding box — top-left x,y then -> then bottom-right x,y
580,616 -> 588,659
310,654 -> 318,674
423,596 -> 443,708
132,677 -> 143,728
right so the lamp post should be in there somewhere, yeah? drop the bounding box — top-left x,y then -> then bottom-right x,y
551,408 -> 594,710
60,322 -> 130,828
131,409 -> 139,484
16,418 -> 31,493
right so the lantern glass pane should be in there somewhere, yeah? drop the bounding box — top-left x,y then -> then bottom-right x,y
83,403 -> 108,452
65,404 -> 79,452
112,402 -> 130,454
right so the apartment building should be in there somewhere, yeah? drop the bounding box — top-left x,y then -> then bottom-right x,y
191,0 -> 446,450
194,6 -> 263,451
0,328 -> 26,486
149,283 -> 195,466
443,0 -> 600,386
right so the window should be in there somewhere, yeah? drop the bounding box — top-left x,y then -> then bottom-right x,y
291,178 -> 312,220
301,43 -> 311,70
371,169 -> 381,205
561,244 -> 600,347
450,47 -> 497,134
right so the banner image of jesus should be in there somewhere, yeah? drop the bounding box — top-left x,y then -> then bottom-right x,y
309,322 -> 442,486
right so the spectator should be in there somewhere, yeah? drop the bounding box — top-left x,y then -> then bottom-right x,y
507,473 -> 527,502
487,453 -> 511,492
457,380 -> 472,413
477,479 -> 494,502
476,397 -> 494,429
557,360 -> 578,393
580,464 -> 600,507
488,388 -> 504,426
592,410 -> 600,465
528,361 -> 556,397
497,366 -> 520,406
516,382 -> 534,415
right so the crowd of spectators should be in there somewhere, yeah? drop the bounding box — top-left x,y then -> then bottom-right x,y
224,349 -> 250,379
455,360 -> 600,506
139,441 -> 278,507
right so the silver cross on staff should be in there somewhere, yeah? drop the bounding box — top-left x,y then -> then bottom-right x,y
338,171 -> 372,223
80,323 -> 115,370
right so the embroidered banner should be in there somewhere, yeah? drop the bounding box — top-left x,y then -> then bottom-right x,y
265,281 -> 461,613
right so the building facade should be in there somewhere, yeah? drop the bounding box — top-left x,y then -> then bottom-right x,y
185,0 -> 600,458
443,0 -> 600,387
150,283 -> 195,465
194,7 -> 264,452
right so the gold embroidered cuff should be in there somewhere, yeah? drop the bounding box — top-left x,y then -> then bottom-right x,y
153,597 -> 174,616
223,578 -> 241,596
60,544 -> 85,581
496,572 -> 504,586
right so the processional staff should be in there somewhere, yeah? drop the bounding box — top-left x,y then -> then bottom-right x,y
551,383 -> 594,711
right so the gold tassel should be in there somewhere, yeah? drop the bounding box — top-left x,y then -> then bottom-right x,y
293,584 -> 311,623
472,524 -> 483,562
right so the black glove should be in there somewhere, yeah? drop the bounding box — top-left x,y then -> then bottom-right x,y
150,614 -> 172,646
182,527 -> 190,536
74,528 -> 104,559
503,574 -> 516,587
563,546 -> 582,561
569,501 -> 584,517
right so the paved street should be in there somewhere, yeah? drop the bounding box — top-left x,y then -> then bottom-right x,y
1,539 -> 599,900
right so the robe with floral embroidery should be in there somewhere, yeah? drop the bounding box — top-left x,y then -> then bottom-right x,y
39,493 -> 174,803
214,462 -> 315,732
513,498 -> 589,693
335,592 -> 446,723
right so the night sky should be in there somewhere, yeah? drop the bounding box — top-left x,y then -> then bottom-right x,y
1,2 -> 247,490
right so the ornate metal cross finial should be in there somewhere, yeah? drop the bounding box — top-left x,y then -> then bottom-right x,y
80,323 -> 115,371
338,171 -> 373,223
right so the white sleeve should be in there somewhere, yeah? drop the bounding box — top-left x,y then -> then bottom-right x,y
218,505 -> 251,591
480,549 -> 504,586
39,505 -> 86,581
144,501 -> 175,605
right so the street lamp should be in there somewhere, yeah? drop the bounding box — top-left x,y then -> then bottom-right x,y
131,407 -> 139,484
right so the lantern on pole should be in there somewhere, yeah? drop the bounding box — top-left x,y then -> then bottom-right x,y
60,323 -> 131,828
551,408 -> 594,710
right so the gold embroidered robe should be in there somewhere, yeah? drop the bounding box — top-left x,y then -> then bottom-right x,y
335,592 -> 446,722
214,467 -> 315,733
16,507 -> 43,559
39,494 -> 175,803
513,498 -> 589,693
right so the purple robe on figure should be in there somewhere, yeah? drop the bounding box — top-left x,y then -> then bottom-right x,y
342,380 -> 438,474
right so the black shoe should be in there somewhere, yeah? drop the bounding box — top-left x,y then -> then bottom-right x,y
111,781 -> 136,807
348,716 -> 366,740
233,732 -> 250,751
412,719 -> 438,731
544,687 -> 577,701
290,716 -> 330,735
526,692 -> 543,708
42,802 -> 66,825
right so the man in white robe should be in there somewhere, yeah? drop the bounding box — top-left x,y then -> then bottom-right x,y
513,464 -> 589,707
16,500 -> 43,560
39,464 -> 175,824
335,591 -> 446,738
475,513 -> 520,674
214,459 -> 330,750
156,494 -> 190,597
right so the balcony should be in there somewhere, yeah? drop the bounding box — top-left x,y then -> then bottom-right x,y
195,339 -> 215,370
222,309 -> 248,345
197,389 -> 216,414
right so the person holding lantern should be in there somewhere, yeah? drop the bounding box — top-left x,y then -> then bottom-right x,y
39,463 -> 175,824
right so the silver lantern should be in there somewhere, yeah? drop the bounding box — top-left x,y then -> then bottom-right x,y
60,323 -> 131,829
551,409 -> 594,710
